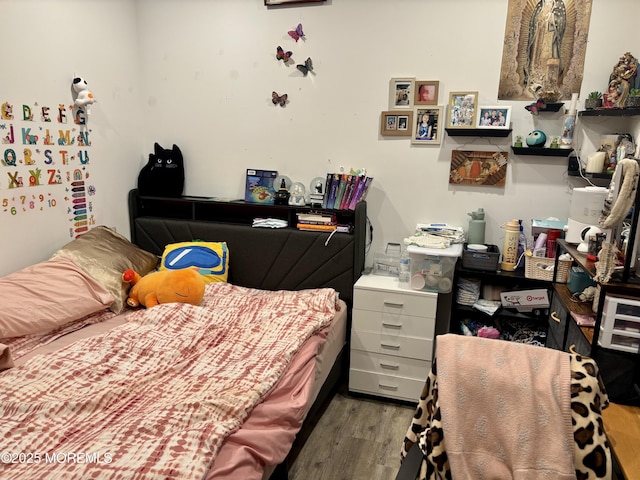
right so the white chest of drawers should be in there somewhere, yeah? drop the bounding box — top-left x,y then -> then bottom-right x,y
348,274 -> 437,402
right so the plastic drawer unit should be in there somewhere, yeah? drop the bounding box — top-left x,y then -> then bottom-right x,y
599,295 -> 640,354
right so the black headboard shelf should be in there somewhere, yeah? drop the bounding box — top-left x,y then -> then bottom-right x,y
127,189 -> 366,310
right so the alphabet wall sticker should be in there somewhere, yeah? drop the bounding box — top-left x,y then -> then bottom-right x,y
0,95 -> 97,236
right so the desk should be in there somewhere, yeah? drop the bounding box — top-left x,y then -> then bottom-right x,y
603,402 -> 640,480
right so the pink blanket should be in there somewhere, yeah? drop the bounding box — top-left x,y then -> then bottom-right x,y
436,334 -> 576,480
0,283 -> 337,479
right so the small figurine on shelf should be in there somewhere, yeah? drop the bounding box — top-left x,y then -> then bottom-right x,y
273,178 -> 290,205
549,137 -> 560,148
514,136 -> 523,148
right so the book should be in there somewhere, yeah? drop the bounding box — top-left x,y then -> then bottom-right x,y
297,213 -> 336,223
346,175 -> 363,210
339,174 -> 355,210
245,169 -> 278,204
296,223 -> 337,232
348,175 -> 368,210
326,173 -> 341,209
321,173 -> 333,208
333,174 -> 348,209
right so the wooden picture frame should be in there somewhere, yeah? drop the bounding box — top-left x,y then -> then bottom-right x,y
265,0 -> 325,5
476,106 -> 512,129
389,77 -> 415,110
411,106 -> 444,145
449,150 -> 508,186
447,91 -> 478,128
414,80 -> 439,106
380,111 -> 413,137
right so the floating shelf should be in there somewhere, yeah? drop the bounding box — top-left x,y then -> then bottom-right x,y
445,128 -> 512,138
511,146 -> 573,157
578,107 -> 640,117
539,102 -> 564,112
567,170 -> 613,179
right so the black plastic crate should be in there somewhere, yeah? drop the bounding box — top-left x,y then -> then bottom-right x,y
461,244 -> 500,271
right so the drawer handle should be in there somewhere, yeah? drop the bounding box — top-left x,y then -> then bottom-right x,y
383,301 -> 404,308
379,361 -> 400,370
382,321 -> 402,329
551,311 -> 561,323
378,383 -> 399,391
381,342 -> 401,350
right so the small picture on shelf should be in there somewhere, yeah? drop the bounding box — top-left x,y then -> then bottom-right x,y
446,91 -> 478,128
476,106 -> 511,129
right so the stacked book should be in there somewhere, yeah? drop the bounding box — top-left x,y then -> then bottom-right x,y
296,212 -> 337,232
322,172 -> 373,210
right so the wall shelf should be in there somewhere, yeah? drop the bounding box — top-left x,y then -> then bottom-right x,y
445,128 -> 512,138
578,107 -> 640,117
538,102 -> 564,112
511,146 -> 573,157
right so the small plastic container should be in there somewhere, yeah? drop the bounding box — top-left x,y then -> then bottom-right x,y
406,243 -> 463,293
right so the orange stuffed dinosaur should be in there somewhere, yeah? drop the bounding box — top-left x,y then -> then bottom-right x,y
122,268 -> 205,308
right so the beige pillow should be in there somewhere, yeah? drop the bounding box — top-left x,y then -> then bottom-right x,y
0,256 -> 114,339
52,226 -> 158,313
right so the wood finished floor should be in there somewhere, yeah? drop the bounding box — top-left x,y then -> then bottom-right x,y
288,392 -> 416,480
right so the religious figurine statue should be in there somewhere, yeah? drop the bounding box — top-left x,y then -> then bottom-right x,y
603,52 -> 639,109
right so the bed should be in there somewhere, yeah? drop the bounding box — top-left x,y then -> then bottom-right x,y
0,190 -> 367,480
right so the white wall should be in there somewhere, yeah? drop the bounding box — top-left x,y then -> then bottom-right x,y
1,0 -> 142,275
2,0 -> 639,276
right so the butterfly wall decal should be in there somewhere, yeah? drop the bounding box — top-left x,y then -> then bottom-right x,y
276,46 -> 292,63
525,98 -> 545,115
296,57 -> 313,76
272,92 -> 288,107
288,23 -> 304,42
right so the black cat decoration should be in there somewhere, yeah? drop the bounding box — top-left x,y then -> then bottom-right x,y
137,143 -> 185,197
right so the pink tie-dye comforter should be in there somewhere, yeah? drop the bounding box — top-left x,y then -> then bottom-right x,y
0,283 -> 337,479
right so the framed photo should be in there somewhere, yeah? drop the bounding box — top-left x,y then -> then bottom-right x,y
411,106 -> 444,145
447,91 -> 478,128
265,0 -> 325,5
414,80 -> 439,105
476,106 -> 511,129
380,111 -> 413,136
389,77 -> 415,109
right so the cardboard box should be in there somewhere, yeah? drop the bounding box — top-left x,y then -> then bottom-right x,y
245,169 -> 278,204
500,289 -> 549,313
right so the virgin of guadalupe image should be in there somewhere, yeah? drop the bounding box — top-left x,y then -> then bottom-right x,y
524,0 -> 566,98
498,0 -> 592,101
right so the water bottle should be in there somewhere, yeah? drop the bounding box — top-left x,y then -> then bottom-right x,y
467,208 -> 486,245
501,219 -> 520,271
398,250 -> 411,287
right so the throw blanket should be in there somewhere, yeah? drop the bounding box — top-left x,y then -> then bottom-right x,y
0,283 -> 337,479
436,334 -> 576,480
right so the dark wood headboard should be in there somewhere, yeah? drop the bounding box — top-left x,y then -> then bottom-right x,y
128,189 -> 366,310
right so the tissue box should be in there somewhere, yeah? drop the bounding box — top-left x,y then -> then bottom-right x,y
531,219 -> 567,238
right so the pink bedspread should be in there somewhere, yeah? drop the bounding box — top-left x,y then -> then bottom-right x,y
0,283 -> 337,479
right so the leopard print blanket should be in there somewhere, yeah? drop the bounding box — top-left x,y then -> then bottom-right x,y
401,353 -> 612,480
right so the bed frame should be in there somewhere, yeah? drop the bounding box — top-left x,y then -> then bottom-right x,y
128,189 -> 367,477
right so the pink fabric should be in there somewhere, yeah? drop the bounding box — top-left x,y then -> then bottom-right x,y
208,326 -> 327,480
0,283 -> 337,480
436,334 -> 576,480
0,256 -> 114,338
